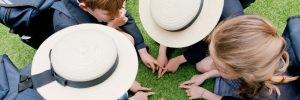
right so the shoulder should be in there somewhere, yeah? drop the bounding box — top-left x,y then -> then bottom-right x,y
53,10 -> 78,32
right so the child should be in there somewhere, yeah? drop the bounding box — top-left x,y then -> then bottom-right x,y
179,15 -> 299,99
53,0 -> 159,73
157,0 -> 247,77
52,0 -> 158,98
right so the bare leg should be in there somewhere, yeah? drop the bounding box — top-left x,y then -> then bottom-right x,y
196,56 -> 214,73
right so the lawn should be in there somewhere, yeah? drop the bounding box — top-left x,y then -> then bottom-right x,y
0,0 -> 300,99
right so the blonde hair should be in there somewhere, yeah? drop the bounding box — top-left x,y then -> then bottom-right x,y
79,0 -> 124,17
209,15 -> 298,98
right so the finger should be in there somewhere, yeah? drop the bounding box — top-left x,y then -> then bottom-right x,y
145,63 -> 155,73
160,69 -> 168,77
180,85 -> 191,89
157,63 -> 166,70
158,66 -> 167,78
121,8 -> 126,16
149,62 -> 156,73
158,68 -> 162,78
180,80 -> 195,86
146,92 -> 155,96
145,63 -> 151,69
125,17 -> 128,22
156,61 -> 167,70
185,90 -> 191,96
153,60 -> 159,66
189,96 -> 197,100
140,87 -> 152,91
153,60 -> 160,70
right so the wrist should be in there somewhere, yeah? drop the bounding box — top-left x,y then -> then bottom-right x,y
200,89 -> 207,99
202,90 -> 222,100
138,48 -> 148,55
159,45 -> 167,55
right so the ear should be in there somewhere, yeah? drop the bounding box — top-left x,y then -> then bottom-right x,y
79,3 -> 90,12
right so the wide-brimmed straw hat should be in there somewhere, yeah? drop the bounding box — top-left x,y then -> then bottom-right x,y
139,0 -> 224,48
31,24 -> 138,99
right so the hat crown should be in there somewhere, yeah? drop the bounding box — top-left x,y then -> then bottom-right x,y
51,30 -> 117,82
150,0 -> 202,31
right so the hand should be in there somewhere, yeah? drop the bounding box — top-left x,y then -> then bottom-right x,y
157,44 -> 168,78
157,53 -> 168,68
157,45 -> 168,67
158,55 -> 186,78
139,48 -> 160,73
107,17 -> 128,28
119,8 -> 127,18
157,53 -> 168,77
179,74 -> 206,87
129,91 -> 155,100
107,8 -> 128,28
130,81 -> 152,93
180,85 -> 208,100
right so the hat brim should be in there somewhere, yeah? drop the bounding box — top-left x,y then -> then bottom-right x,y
139,0 -> 224,48
31,24 -> 138,99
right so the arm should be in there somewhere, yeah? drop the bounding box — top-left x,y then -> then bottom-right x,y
157,45 -> 168,66
202,89 -> 223,100
52,10 -> 78,32
199,69 -> 220,80
180,70 -> 220,86
120,11 -> 159,73
181,85 -> 222,100
120,12 -> 146,50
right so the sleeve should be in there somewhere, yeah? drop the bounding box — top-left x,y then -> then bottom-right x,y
52,10 -> 78,32
220,0 -> 244,21
120,12 -> 147,50
221,96 -> 244,100
282,15 -> 300,73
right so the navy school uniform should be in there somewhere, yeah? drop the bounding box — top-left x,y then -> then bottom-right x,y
52,0 -> 146,50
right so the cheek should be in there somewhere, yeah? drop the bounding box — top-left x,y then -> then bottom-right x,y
94,14 -> 111,22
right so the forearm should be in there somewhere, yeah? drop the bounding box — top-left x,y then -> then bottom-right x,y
159,44 -> 167,56
138,48 -> 148,56
121,12 -> 146,50
201,70 -> 220,80
202,89 -> 222,100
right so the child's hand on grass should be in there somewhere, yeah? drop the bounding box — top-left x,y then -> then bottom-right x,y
157,45 -> 168,77
158,55 -> 186,78
129,91 -> 155,100
129,81 -> 154,100
157,54 -> 168,78
157,52 -> 168,68
139,48 -> 160,73
180,85 -> 208,100
179,74 -> 206,86
130,81 -> 152,93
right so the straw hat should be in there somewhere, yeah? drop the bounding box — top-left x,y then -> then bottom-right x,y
139,0 -> 224,48
31,24 -> 138,99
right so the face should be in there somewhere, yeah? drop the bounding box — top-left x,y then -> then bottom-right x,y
79,3 -> 119,22
86,9 -> 117,22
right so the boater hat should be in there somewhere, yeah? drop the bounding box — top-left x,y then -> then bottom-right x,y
31,24 -> 138,99
139,0 -> 224,48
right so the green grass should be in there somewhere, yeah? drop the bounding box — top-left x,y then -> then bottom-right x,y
0,0 -> 300,99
